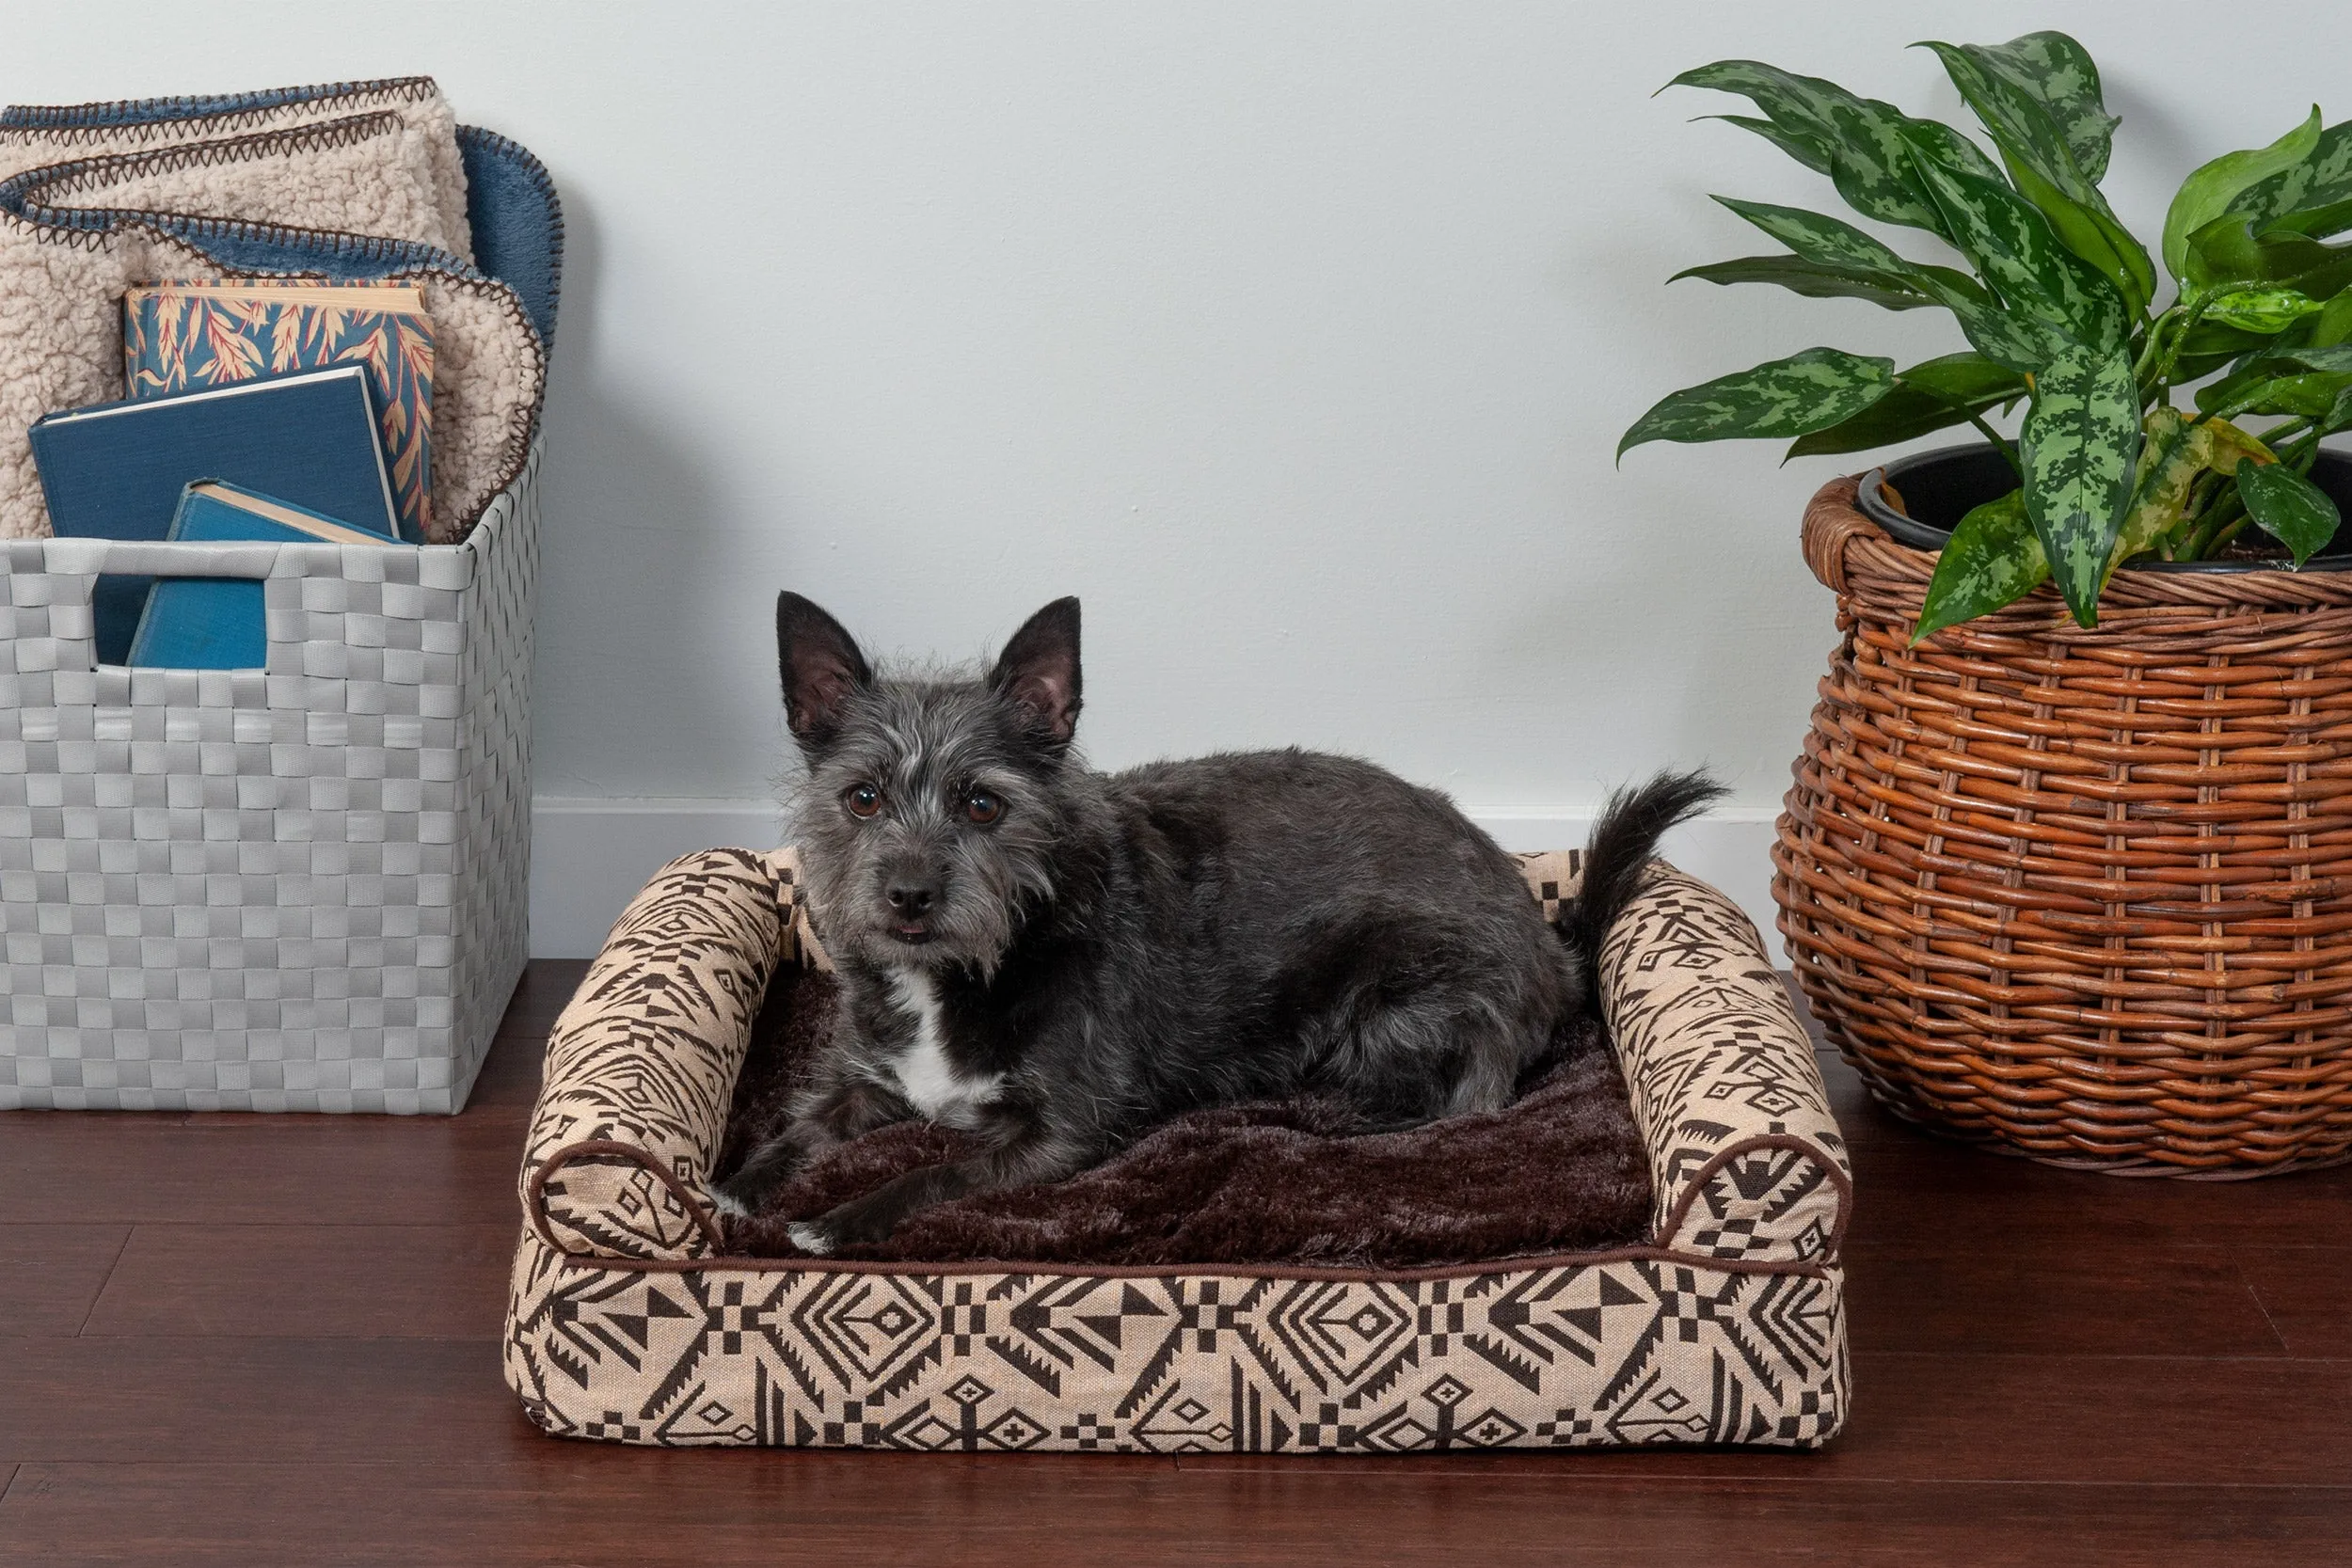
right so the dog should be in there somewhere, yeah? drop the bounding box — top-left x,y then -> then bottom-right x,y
710,593 -> 1723,1252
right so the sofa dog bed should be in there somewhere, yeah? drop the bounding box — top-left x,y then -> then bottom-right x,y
504,847 -> 1851,1451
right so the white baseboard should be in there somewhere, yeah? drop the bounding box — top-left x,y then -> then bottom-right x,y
528,797 -> 1786,959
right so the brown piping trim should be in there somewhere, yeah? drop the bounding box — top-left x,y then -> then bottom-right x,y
534,1133 -> 1851,1285
525,1139 -> 726,1258
0,79 -> 438,145
540,1232 -> 1834,1285
15,112 -> 407,202
1652,1132 -> 1853,1260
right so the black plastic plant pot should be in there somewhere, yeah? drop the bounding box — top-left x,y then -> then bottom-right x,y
1855,443 -> 2352,574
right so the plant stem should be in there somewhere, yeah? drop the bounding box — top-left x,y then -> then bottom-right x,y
2145,284 -> 2258,400
2181,489 -> 2247,559
1968,410 -> 2023,477
2133,308 -> 2178,388
2206,515 -> 2253,555
2165,470 -> 2228,559
2263,416 -> 2315,451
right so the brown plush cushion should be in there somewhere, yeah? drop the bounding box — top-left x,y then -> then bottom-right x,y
715,967 -> 1652,1268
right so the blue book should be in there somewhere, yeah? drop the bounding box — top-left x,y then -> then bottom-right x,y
127,482 -> 400,670
28,364 -> 401,662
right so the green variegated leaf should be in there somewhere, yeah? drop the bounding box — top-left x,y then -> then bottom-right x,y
2184,214 -> 2352,298
2171,317 -> 2281,384
1728,202 -> 2068,371
2238,456 -> 2342,565
2102,407 -> 2206,586
1618,347 -> 1897,460
1898,119 -> 2008,187
2270,342 -> 2352,374
2020,343 -> 2140,625
2246,374 -> 2347,416
2001,155 -> 2154,319
1919,40 -> 2152,314
1708,198 -> 1983,299
2220,346 -> 2352,409
1697,113 -> 1834,174
1900,127 -> 2128,355
1963,31 -> 2120,182
2203,287 -> 2325,333
1784,352 -> 2027,459
1783,393 -> 1988,458
2228,119 -> 2352,241
1782,389 -> 1984,457
1897,350 -> 2033,406
1712,197 -> 1919,274
1941,294 -> 2075,372
1893,119 -> 2012,243
2264,196 -> 2352,244
2309,288 -> 2352,347
2166,108 -> 2324,284
2194,354 -> 2291,414
1914,488 -> 2048,641
1671,61 -> 1999,241
1672,255 -> 1937,309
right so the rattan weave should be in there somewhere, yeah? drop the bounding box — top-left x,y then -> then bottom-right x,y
1775,475 -> 2352,1176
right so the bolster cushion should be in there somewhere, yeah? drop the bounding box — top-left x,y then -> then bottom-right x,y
521,847 -> 803,1260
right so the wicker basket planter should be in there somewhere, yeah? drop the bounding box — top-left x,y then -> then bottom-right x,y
1775,463 -> 2352,1177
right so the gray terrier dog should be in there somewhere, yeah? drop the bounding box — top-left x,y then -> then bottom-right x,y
712,593 -> 1723,1252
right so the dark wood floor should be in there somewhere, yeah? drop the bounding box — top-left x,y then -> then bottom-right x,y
3,962 -> 2348,1566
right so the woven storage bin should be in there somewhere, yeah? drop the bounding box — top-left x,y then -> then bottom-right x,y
0,442 -> 539,1113
1775,473 -> 2352,1177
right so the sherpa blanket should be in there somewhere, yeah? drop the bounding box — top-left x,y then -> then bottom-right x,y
0,79 -> 553,543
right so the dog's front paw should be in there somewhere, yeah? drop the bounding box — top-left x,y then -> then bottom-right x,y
707,1168 -> 773,1222
792,1194 -> 904,1253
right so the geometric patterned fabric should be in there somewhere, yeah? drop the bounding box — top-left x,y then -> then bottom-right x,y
0,444 -> 539,1112
505,846 -> 1852,1450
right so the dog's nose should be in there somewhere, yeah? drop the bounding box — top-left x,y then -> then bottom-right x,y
885,879 -> 935,915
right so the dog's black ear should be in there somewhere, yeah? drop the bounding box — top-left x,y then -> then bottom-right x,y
777,592 -> 872,749
990,596 -> 1082,747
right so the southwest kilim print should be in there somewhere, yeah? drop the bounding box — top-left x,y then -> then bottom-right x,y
504,847 -> 1851,1452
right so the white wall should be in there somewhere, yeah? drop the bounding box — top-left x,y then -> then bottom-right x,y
7,0 -> 2339,952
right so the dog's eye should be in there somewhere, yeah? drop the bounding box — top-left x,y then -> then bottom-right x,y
964,789 -> 1004,826
844,784 -> 882,819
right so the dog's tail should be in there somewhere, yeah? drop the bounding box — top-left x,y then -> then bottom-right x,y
1557,768 -> 1727,983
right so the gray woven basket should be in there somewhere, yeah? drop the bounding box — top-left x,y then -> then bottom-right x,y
0,442 -> 539,1112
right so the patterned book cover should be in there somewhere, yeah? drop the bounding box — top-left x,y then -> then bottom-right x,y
123,278 -> 434,542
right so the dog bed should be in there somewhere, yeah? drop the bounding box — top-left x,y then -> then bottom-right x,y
504,847 -> 1851,1451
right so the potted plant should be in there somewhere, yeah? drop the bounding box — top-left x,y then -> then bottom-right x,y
1626,31 -> 2352,1176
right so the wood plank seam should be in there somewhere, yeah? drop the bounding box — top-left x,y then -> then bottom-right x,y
71,1227 -> 135,1338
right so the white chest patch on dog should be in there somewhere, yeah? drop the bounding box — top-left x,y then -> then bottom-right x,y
884,969 -> 1003,1130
